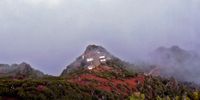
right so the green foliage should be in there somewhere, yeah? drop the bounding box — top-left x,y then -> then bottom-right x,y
63,67 -> 90,79
189,91 -> 199,100
95,71 -> 116,79
1,59 -> 200,100
136,76 -> 200,100
129,93 -> 145,100
0,78 -> 119,100
0,75 -> 200,100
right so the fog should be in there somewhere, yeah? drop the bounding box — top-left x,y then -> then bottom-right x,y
0,0 -> 200,75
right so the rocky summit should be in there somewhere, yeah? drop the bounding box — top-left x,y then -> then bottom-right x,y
61,45 -> 120,76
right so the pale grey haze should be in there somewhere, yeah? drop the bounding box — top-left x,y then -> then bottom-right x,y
0,0 -> 200,75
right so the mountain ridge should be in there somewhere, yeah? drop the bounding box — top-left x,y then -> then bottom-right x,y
0,45 -> 200,100
148,45 -> 200,83
0,62 -> 45,79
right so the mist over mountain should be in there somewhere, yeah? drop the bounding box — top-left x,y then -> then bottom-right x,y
61,44 -> 200,84
146,45 -> 200,84
0,45 -> 200,100
0,0 -> 200,99
0,0 -> 200,75
1,44 -> 199,84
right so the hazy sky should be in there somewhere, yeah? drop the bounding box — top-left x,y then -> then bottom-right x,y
0,0 -> 200,75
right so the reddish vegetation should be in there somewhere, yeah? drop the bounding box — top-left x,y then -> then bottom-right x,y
37,85 -> 46,92
1,97 -> 18,100
68,74 -> 108,85
98,85 -> 112,92
92,66 -> 113,72
68,73 -> 145,96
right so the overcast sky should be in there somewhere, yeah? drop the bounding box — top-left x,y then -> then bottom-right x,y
0,0 -> 200,75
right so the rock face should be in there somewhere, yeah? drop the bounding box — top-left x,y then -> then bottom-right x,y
61,45 -> 121,76
150,45 -> 200,83
60,45 -> 144,97
0,62 -> 44,78
82,45 -> 113,67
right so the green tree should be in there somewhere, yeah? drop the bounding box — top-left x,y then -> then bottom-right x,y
175,96 -> 181,100
191,92 -> 199,100
129,93 -> 145,100
156,96 -> 163,100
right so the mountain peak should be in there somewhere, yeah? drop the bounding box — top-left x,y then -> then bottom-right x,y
84,44 -> 108,54
0,62 -> 45,78
61,45 -> 124,76
83,44 -> 111,61
82,45 -> 112,69
19,62 -> 31,68
85,44 -> 102,50
154,45 -> 190,59
150,45 -> 200,83
170,45 -> 184,53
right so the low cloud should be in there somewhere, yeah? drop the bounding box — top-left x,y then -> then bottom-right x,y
0,0 -> 199,75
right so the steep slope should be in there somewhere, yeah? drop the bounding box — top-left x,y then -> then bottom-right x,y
149,45 -> 200,83
60,45 -> 144,98
61,45 -> 130,76
0,62 -> 44,79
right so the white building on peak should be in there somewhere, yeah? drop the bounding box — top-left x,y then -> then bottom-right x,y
99,55 -> 107,63
88,65 -> 95,70
86,58 -> 94,62
82,55 -> 85,59
100,59 -> 106,62
97,51 -> 101,54
99,56 -> 105,59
